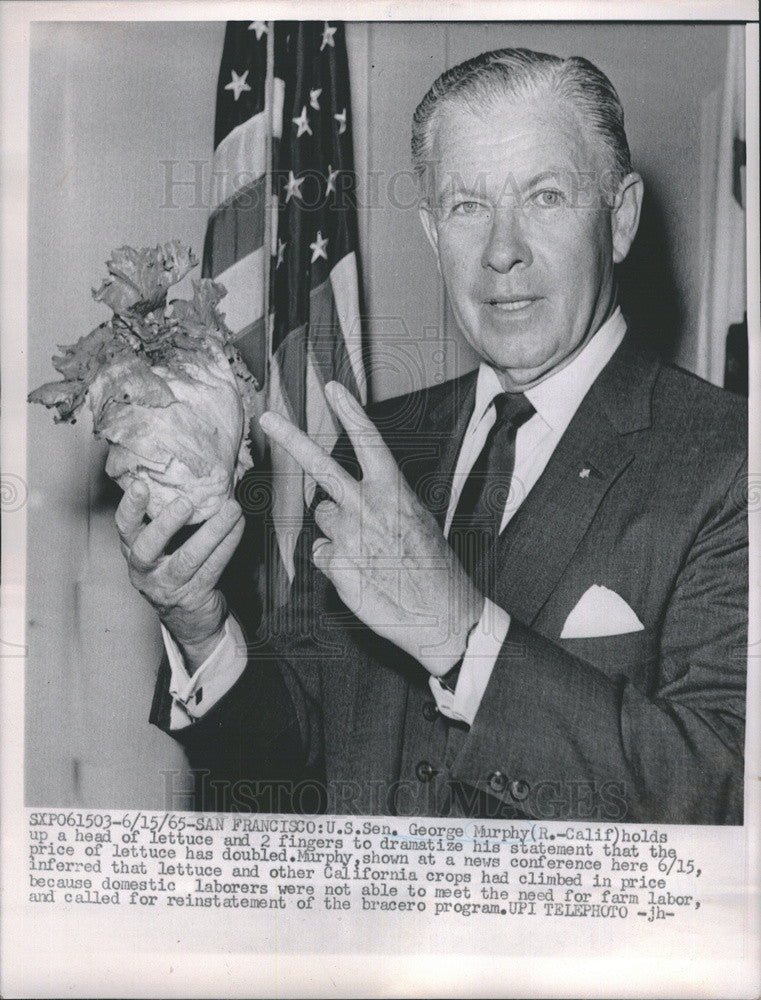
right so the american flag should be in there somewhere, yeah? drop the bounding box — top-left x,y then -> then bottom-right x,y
203,19 -> 274,390
204,21 -> 367,602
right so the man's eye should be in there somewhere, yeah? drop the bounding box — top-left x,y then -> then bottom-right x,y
532,189 -> 565,208
453,200 -> 487,216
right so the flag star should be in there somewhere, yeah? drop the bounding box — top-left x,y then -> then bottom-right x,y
325,165 -> 339,195
334,107 -> 347,135
284,171 -> 305,203
321,22 -> 337,51
224,69 -> 251,101
309,231 -> 328,263
276,238 -> 287,268
248,21 -> 268,40
292,105 -> 313,137
309,88 -> 322,111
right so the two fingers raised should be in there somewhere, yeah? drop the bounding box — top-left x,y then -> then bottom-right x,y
259,380 -> 395,504
259,409 -> 355,505
324,381 -> 390,480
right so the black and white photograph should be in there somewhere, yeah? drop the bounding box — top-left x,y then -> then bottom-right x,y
22,16 -> 751,821
1,3 -> 759,996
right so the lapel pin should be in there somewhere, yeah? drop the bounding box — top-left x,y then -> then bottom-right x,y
579,468 -> 591,479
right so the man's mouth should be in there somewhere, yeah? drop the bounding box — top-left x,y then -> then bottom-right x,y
486,297 -> 538,312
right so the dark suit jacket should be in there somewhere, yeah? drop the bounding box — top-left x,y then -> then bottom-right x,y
151,333 -> 748,823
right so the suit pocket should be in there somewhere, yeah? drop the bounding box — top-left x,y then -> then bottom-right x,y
557,629 -> 659,692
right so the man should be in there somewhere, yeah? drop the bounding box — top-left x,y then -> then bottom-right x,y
118,48 -> 747,823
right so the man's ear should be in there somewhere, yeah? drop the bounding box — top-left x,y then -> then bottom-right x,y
418,202 -> 442,274
610,172 -> 644,264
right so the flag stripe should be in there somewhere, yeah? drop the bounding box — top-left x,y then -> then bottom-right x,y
214,246 -> 266,333
204,20 -> 270,397
210,111 -> 269,209
271,321 -> 308,429
305,342 -> 342,446
302,342 -> 343,509
232,315 -> 268,388
273,274 -> 361,422
204,174 -> 268,278
272,76 -> 285,139
267,351 -> 303,582
329,250 -> 366,400
306,271 -> 361,400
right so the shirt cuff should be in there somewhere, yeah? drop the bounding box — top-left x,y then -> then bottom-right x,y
429,599 -> 511,726
162,615 -> 248,730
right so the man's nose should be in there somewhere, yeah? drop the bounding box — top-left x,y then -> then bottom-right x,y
481,206 -> 533,272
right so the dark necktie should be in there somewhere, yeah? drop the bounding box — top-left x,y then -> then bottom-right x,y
449,391 -> 535,589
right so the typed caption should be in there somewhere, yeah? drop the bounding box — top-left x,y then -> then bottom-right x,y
27,810 -> 704,922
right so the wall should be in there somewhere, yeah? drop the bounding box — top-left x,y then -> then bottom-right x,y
26,21 -> 223,808
26,21 -> 729,807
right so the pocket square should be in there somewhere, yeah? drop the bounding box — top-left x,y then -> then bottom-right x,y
560,584 -> 644,639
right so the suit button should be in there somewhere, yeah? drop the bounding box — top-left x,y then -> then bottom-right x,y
509,779 -> 530,801
422,701 -> 438,721
487,770 -> 507,793
416,760 -> 438,783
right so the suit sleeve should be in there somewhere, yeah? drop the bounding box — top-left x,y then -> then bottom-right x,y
448,458 -> 748,824
149,461 -> 355,812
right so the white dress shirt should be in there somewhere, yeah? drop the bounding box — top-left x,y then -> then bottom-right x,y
164,309 -> 627,730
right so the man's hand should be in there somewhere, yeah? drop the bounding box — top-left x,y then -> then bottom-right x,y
260,381 -> 485,677
115,481 -> 244,674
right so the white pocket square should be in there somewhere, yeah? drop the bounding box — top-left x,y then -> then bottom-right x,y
560,584 -> 644,639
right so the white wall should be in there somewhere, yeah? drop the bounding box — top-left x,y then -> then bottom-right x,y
26,21 -> 224,808
26,21 -> 729,807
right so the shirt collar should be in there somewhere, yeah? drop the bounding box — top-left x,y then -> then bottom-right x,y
472,307 -> 628,433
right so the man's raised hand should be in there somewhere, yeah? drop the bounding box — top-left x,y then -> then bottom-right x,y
115,481 -> 244,672
260,381 -> 484,677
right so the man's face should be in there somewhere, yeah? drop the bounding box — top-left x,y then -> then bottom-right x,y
419,91 -> 641,388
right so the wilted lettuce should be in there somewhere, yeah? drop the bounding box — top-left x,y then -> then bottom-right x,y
29,242 -> 257,523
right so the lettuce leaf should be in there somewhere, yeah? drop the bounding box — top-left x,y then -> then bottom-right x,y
92,241 -> 196,316
29,242 -> 258,522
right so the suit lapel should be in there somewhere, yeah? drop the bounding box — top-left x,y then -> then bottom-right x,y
403,370 -> 478,531
491,397 -> 634,625
490,335 -> 660,627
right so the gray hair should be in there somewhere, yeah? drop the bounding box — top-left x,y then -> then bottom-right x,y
412,47 -> 632,195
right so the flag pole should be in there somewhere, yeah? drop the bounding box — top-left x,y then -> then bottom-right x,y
263,21 -> 275,407
259,21 -> 276,614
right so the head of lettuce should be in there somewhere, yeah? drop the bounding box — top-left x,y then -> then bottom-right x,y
28,241 -> 257,524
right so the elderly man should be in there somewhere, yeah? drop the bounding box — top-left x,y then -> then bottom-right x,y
119,48 -> 747,822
